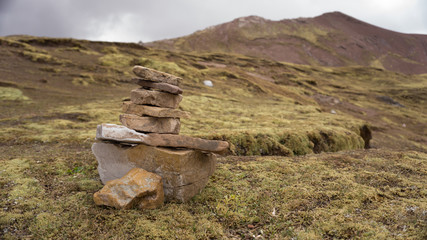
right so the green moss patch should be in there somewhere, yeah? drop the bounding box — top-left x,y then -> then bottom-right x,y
0,87 -> 30,101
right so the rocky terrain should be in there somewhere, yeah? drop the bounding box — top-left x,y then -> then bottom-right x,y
0,12 -> 426,239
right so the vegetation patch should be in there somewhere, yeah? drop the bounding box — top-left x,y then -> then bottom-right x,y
1,146 -> 425,239
99,53 -> 133,67
19,51 -> 64,64
0,87 -> 30,101
72,73 -> 96,86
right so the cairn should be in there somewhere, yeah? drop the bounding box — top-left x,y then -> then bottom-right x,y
92,66 -> 229,209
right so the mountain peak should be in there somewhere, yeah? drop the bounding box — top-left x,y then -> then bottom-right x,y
148,12 -> 427,74
232,15 -> 267,27
319,11 -> 350,18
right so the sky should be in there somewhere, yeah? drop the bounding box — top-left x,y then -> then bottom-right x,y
0,0 -> 426,43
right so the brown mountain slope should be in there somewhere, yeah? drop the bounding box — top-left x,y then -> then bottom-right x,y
147,11 -> 427,74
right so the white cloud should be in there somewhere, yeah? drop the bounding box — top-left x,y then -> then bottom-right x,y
0,0 -> 425,42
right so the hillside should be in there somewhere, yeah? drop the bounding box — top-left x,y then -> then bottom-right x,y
147,11 -> 427,74
0,35 -> 426,239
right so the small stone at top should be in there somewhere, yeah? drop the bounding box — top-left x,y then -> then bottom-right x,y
133,66 -> 182,87
131,78 -> 183,95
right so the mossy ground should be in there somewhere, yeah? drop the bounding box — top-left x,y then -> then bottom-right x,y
0,36 -> 426,239
1,145 -> 425,239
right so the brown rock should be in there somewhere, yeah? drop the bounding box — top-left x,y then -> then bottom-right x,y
93,168 -> 164,209
131,78 -> 183,94
131,88 -> 182,109
96,123 -> 229,153
146,133 -> 229,154
123,101 -> 190,118
133,66 -> 182,86
120,114 -> 180,134
92,142 -> 216,202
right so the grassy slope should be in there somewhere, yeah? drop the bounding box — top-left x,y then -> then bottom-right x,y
0,36 -> 426,239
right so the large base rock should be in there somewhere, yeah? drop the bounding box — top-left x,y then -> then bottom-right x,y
92,141 -> 216,202
93,168 -> 164,210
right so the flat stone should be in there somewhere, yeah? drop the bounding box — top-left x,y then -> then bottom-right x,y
93,168 -> 164,209
131,88 -> 182,109
92,142 -> 216,202
120,114 -> 180,134
131,78 -> 183,94
96,123 -> 229,153
123,101 -> 190,118
133,66 -> 182,87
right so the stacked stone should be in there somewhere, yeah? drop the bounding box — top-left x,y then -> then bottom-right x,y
120,65 -> 187,134
92,66 -> 229,208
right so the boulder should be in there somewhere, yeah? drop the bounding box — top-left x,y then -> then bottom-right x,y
120,114 -> 180,134
133,66 -> 182,86
92,142 -> 216,202
93,168 -> 164,209
131,88 -> 182,109
123,101 -> 190,118
96,123 -> 229,153
131,78 -> 183,94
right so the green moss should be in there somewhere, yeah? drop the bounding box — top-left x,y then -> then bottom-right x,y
370,58 -> 385,69
101,46 -> 120,54
29,212 -> 61,238
99,53 -> 133,67
59,46 -> 99,55
72,73 -> 96,86
0,37 -> 47,53
39,67 -> 62,73
0,87 -> 30,101
20,50 -> 63,64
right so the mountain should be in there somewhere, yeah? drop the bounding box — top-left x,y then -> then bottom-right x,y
147,11 -> 427,74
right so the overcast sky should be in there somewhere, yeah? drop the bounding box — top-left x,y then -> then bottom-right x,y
0,0 -> 426,42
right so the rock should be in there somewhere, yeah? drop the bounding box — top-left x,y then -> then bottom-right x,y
376,95 -> 405,107
93,168 -> 164,209
131,78 -> 183,94
120,114 -> 180,134
203,80 -> 213,87
131,88 -> 183,109
92,142 -> 216,202
96,123 -> 229,153
133,66 -> 182,87
123,101 -> 190,118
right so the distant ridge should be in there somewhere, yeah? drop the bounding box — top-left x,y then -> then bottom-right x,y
147,11 -> 427,74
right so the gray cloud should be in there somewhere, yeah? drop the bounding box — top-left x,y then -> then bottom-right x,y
0,0 -> 425,42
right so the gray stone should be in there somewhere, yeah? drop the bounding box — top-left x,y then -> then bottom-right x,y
92,142 -> 216,202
